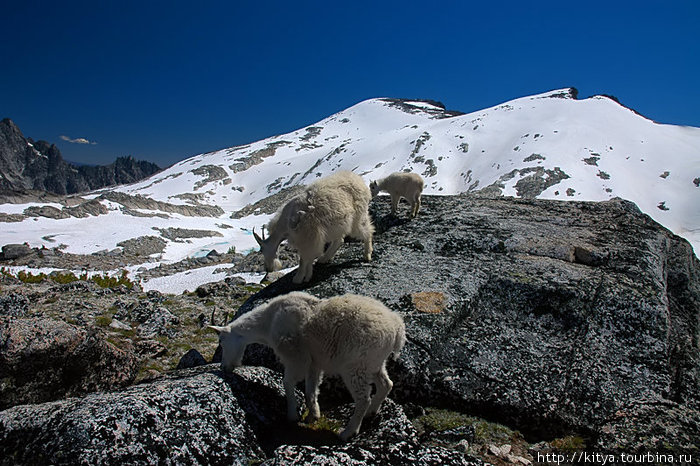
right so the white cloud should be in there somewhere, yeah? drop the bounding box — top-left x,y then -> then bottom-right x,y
60,135 -> 97,145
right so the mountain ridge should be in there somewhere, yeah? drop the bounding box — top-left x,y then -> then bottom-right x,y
0,88 -> 697,285
113,87 -> 698,253
0,118 -> 161,195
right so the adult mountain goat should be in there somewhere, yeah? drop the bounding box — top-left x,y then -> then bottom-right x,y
369,172 -> 424,218
254,171 -> 374,284
210,291 -> 406,441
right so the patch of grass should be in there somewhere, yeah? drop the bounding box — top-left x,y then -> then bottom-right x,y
244,285 -> 263,294
551,435 -> 586,452
137,360 -> 167,380
413,408 -> 523,445
304,414 -> 343,434
107,326 -> 135,339
95,315 -> 112,327
413,408 -> 475,434
473,419 -> 521,445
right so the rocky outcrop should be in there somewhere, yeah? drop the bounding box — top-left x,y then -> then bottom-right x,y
0,316 -> 139,410
1,193 -> 698,462
0,365 -> 484,466
0,366 -> 265,465
78,155 -> 161,190
0,118 -> 160,195
99,191 -> 224,217
0,244 -> 33,260
237,194 -> 700,452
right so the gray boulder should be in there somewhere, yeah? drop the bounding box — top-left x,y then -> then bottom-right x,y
0,366 -> 265,465
0,317 -> 139,410
0,364 -> 482,465
177,348 -> 208,369
237,194 -> 700,452
0,293 -> 29,317
0,243 -> 33,260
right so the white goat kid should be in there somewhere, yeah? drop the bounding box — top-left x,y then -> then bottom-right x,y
254,171 -> 374,284
210,291 -> 406,441
369,172 -> 424,218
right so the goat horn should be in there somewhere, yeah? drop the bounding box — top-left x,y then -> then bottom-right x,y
253,228 -> 264,246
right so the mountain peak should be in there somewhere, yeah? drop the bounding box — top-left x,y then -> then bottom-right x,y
1,89 -> 697,263
379,98 -> 465,118
0,120 -> 161,194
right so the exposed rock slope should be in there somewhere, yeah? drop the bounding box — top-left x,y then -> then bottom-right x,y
1,194 -> 697,463
240,193 -> 700,452
0,365 -> 484,465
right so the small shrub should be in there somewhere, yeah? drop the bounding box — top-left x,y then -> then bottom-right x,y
17,271 -> 47,284
91,270 -> 136,289
50,272 -> 80,284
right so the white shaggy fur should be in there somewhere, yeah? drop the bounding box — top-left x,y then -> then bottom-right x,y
254,171 -> 374,284
210,291 -> 406,441
369,172 -> 424,218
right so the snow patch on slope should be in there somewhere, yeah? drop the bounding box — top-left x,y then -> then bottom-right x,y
2,88 -> 698,295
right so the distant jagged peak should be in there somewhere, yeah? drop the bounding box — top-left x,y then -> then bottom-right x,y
0,118 -> 26,141
1,117 -> 21,131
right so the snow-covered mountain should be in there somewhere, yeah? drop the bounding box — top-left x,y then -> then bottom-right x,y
1,88 -> 698,291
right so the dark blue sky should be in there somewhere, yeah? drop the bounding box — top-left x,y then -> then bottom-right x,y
1,0 -> 698,167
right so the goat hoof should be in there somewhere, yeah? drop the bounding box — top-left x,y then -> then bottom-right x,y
338,427 -> 358,442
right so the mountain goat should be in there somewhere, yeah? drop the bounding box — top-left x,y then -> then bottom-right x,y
210,291 -> 405,441
369,172 -> 424,218
254,171 -> 374,284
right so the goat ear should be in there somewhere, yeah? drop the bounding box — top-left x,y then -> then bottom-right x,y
252,228 -> 264,246
208,325 -> 227,335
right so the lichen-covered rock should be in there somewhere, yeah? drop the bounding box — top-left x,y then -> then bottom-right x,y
0,317 -> 139,409
195,276 -> 247,298
263,400 -> 484,465
1,364 -> 473,465
112,295 -> 179,337
594,396 -> 700,453
138,306 -> 179,337
238,194 -> 700,451
0,293 -> 29,317
0,366 -> 265,465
